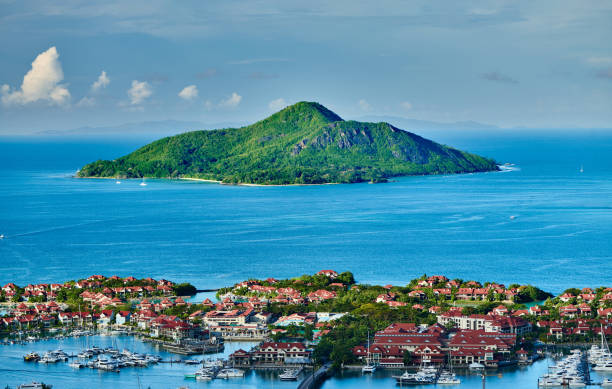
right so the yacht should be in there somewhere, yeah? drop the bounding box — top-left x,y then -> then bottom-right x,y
438,352 -> 461,384
468,362 -> 485,371
361,331 -> 377,373
602,378 -> 612,387
592,359 -> 612,371
195,369 -> 215,380
38,353 -> 60,364
437,372 -> 461,385
279,368 -> 301,381
217,368 -> 245,378
69,361 -> 85,368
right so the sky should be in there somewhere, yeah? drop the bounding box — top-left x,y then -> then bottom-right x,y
0,0 -> 611,134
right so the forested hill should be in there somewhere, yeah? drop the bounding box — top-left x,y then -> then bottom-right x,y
77,102 -> 498,185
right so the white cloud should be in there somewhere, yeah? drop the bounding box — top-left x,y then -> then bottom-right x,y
178,85 -> 198,100
358,99 -> 371,111
77,96 -> 96,107
268,98 -> 286,111
219,92 -> 242,108
400,101 -> 413,110
91,71 -> 110,91
127,80 -> 152,105
1,46 -> 71,106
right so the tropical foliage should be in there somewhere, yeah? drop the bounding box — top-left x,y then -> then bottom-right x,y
78,102 -> 498,184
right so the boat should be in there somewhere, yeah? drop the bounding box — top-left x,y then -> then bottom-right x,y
38,353 -> 60,364
217,368 -> 245,378
592,360 -> 612,371
362,330 -> 377,373
140,178 -> 147,186
18,383 -> 51,389
195,369 -> 215,380
184,359 -> 201,365
69,361 -> 85,368
0,234 -> 4,239
437,351 -> 461,384
279,368 -> 301,381
602,378 -> 612,387
468,362 -> 485,371
437,371 -> 461,385
24,352 -> 40,362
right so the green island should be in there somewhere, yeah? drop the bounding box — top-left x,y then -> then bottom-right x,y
77,102 -> 498,185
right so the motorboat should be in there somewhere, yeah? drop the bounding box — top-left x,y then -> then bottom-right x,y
18,383 -> 51,389
437,370 -> 461,384
69,361 -> 85,368
469,362 -> 485,371
217,368 -> 245,378
279,368 -> 301,381
24,352 -> 40,362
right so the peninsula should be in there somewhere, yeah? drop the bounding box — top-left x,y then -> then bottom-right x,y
77,102 -> 498,185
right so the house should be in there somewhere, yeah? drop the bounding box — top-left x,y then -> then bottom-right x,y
307,289 -> 336,302
203,308 -> 254,326
98,310 -> 115,326
251,342 -> 311,364
316,270 -> 338,279
116,311 -> 131,325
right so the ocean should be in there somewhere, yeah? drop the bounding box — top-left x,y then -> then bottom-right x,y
1,131 -> 611,294
1,130 -> 612,388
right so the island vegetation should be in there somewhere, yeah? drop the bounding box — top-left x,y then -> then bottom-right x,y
77,102 -> 498,185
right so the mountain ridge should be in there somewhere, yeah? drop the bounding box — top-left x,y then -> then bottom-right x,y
77,101 -> 499,185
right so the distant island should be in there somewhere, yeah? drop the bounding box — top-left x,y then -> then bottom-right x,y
77,102 -> 498,185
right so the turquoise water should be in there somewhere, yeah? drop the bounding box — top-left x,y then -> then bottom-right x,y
1,131 -> 612,387
1,132 -> 612,293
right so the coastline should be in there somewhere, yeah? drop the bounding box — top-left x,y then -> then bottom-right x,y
75,175 -> 340,187
74,166 -> 504,187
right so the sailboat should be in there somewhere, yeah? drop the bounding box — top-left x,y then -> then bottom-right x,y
580,165 -> 584,173
115,175 -> 121,184
362,330 -> 376,373
139,177 -> 147,186
437,350 -> 461,384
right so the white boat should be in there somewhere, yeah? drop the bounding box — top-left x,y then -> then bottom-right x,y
438,351 -> 461,384
279,368 -> 301,381
361,330 -> 377,373
38,353 -> 59,364
69,361 -> 85,368
468,362 -> 485,371
0,234 -> 4,239
195,369 -> 215,380
437,373 -> 461,385
18,383 -> 50,389
602,378 -> 612,387
592,360 -> 612,371
139,178 -> 147,186
217,368 -> 245,378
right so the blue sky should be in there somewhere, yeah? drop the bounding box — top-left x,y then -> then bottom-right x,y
0,0 -> 611,134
